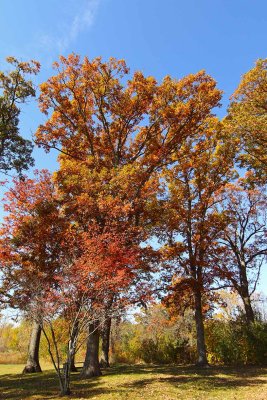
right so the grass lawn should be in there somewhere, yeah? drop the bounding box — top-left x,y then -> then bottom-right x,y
0,364 -> 266,400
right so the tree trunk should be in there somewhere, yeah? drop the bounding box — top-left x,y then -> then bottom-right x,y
60,362 -> 71,395
240,287 -> 255,324
100,317 -> 111,367
239,261 -> 255,324
243,296 -> 255,324
23,320 -> 42,373
81,322 -> 102,378
69,320 -> 79,372
194,287 -> 208,366
70,353 -> 77,372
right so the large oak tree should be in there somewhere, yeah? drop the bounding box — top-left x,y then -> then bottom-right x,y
34,54 -> 222,369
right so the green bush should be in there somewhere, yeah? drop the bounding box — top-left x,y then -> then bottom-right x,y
205,319 -> 267,365
111,306 -> 197,364
112,307 -> 267,366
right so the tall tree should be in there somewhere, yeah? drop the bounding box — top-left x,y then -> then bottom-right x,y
214,183 -> 267,323
0,57 -> 40,175
34,54 -> 222,370
160,120 -> 235,366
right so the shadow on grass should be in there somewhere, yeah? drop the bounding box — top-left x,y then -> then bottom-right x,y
106,364 -> 267,392
0,364 -> 266,399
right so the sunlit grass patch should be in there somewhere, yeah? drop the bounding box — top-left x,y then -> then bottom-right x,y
0,364 -> 266,400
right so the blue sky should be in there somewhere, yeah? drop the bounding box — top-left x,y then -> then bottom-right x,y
0,0 -> 266,292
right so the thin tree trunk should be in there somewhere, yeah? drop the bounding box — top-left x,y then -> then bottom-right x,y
81,321 -> 102,378
61,343 -> 76,396
194,287 -> 208,366
60,361 -> 71,396
23,320 -> 42,373
100,317 -> 111,367
69,320 -> 79,372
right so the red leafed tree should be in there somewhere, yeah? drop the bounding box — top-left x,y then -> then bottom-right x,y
0,170 -> 68,309
75,225 -> 153,378
213,182 -> 267,323
0,170 -> 152,394
0,170 -> 69,373
36,227 -> 145,395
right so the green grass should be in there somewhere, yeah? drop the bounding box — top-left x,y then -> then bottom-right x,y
0,364 -> 267,400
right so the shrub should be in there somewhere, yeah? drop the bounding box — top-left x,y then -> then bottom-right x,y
205,319 -> 267,365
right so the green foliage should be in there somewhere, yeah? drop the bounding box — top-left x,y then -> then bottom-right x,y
39,317 -> 86,364
0,57 -> 39,175
111,305 -> 197,364
206,319 -> 267,365
111,304 -> 267,366
0,320 -> 30,363
39,318 -> 69,363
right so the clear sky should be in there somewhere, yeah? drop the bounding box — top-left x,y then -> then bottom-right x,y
0,0 -> 266,292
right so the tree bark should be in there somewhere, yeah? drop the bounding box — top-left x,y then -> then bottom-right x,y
81,321 -> 102,378
69,319 -> 79,372
243,296 -> 255,323
194,287 -> 208,366
240,286 -> 255,324
239,261 -> 255,324
60,361 -> 71,396
100,317 -> 111,367
23,320 -> 42,373
70,353 -> 77,372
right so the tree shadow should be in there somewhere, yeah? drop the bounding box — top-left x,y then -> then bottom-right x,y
101,364 -> 267,396
121,372 -> 266,391
0,364 -> 266,399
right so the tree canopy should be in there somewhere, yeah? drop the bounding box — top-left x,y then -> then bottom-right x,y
0,57 -> 40,175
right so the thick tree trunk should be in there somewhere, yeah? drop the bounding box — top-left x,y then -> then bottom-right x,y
23,320 -> 42,373
243,296 -> 255,324
70,353 -> 77,372
100,317 -> 111,367
239,261 -> 255,324
81,322 -> 102,378
194,288 -> 208,366
240,287 -> 255,324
